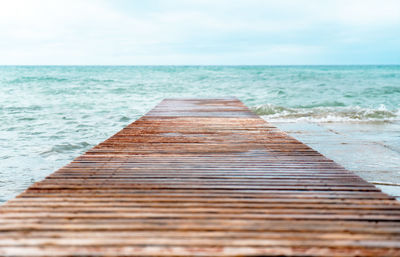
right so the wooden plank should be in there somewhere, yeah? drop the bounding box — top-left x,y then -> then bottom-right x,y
1,98 -> 399,256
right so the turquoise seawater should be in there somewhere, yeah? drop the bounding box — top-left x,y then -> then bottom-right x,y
1,65 -> 400,202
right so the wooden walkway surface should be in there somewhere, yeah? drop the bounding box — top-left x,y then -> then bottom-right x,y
1,98 -> 400,256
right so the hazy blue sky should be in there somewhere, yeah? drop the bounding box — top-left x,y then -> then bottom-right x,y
1,0 -> 399,65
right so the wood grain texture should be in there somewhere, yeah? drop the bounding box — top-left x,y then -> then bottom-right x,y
1,98 -> 399,256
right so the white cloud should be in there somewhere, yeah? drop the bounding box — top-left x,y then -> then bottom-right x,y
327,0 -> 400,26
0,0 -> 399,64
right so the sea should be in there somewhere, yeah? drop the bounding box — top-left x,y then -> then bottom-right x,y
1,65 -> 399,203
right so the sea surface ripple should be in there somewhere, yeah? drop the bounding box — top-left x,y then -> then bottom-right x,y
1,65 -> 399,202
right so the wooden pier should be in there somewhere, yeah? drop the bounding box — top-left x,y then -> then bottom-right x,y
1,98 -> 400,256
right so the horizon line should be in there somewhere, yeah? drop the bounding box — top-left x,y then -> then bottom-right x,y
0,64 -> 399,67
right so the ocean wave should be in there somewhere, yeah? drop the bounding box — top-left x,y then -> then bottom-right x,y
251,104 -> 399,122
10,76 -> 68,83
83,78 -> 116,83
40,142 -> 91,156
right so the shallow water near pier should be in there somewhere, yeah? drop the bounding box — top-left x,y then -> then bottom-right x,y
1,65 -> 399,202
271,121 -> 400,199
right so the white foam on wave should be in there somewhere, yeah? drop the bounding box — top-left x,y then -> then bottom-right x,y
251,104 -> 400,122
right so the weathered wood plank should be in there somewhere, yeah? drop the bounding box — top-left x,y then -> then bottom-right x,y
0,98 -> 399,256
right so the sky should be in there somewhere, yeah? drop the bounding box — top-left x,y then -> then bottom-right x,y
0,0 -> 399,65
